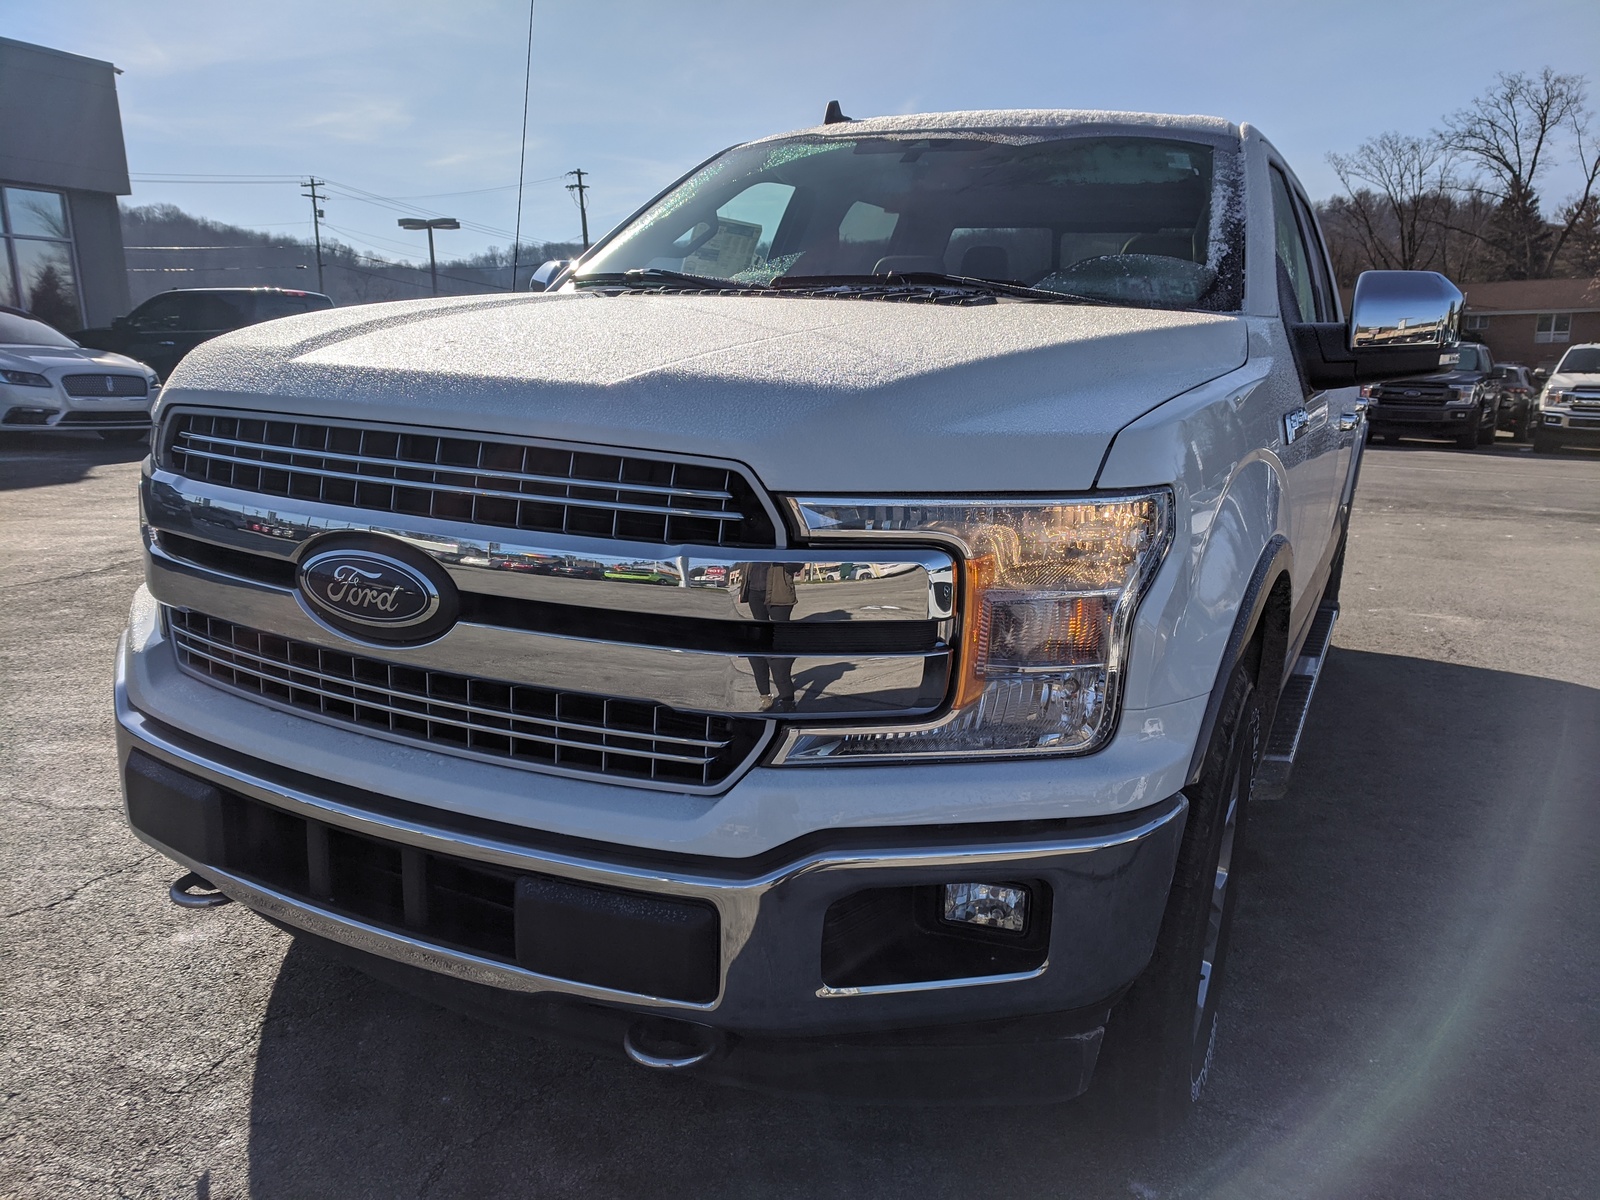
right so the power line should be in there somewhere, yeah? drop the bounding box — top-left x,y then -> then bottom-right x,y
511,0 -> 536,294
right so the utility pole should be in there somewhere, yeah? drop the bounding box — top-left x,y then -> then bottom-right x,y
301,178 -> 326,292
566,169 -> 591,249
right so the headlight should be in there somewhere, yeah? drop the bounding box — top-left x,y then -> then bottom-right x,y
1541,388 -> 1570,408
1,369 -> 51,387
778,492 -> 1172,762
1451,385 -> 1477,402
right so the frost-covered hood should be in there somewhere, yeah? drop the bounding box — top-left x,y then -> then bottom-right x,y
160,291 -> 1247,492
1545,368 -> 1600,393
0,344 -> 151,373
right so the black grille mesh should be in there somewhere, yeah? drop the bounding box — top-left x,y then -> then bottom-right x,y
166,608 -> 766,790
162,412 -> 775,547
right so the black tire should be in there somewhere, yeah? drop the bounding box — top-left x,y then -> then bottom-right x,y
98,429 -> 148,443
1476,406 -> 1498,445
1456,413 -> 1481,449
1532,431 -> 1561,454
1380,431 -> 1402,445
1098,658 -> 1265,1130
1512,409 -> 1533,442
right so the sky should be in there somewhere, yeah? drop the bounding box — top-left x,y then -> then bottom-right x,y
6,0 -> 1600,266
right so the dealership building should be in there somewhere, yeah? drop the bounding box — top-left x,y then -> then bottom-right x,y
0,36 -> 131,330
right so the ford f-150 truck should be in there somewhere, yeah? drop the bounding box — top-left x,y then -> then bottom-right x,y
117,108 -> 1461,1124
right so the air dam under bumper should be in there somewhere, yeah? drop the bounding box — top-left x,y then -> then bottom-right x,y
117,686 -> 1186,1096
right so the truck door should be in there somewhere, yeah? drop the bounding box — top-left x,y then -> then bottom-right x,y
1289,184 -> 1362,522
1270,167 -> 1351,602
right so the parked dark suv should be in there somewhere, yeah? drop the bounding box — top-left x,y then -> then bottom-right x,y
1491,363 -> 1536,441
1364,340 -> 1502,449
73,288 -> 333,381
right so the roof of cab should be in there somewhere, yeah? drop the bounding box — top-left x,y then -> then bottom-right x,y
753,108 -> 1242,144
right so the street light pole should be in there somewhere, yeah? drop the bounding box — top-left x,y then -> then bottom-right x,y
397,217 -> 461,296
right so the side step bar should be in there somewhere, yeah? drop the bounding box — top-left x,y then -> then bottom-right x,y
1254,602 -> 1338,800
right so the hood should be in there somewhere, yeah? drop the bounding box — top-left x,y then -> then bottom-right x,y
0,344 -> 151,373
1545,369 -> 1600,393
160,291 -> 1248,492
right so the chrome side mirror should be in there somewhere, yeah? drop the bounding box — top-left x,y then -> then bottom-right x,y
526,259 -> 571,292
1350,270 -> 1462,350
1291,270 -> 1465,388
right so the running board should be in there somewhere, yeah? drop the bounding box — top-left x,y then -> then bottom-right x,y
1255,602 -> 1338,800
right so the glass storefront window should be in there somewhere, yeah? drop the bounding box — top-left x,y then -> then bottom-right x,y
11,239 -> 80,330
2,185 -> 82,330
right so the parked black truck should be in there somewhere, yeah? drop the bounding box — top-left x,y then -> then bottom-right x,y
1363,340 -> 1501,449
74,288 -> 333,381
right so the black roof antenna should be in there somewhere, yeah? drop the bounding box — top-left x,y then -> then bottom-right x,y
823,100 -> 853,125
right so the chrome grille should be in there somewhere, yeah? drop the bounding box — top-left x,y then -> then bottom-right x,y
62,373 -> 148,397
1373,383 -> 1449,403
165,608 -> 769,791
162,412 -> 776,547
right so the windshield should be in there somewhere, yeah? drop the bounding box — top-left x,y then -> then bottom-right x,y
577,133 -> 1244,311
1556,347 -> 1600,374
0,311 -> 77,348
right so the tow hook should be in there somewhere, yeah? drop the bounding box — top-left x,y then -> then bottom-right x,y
169,871 -> 231,909
623,1016 -> 719,1071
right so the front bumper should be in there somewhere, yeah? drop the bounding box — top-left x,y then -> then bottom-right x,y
1,395 -> 152,431
1537,410 -> 1600,443
1367,403 -> 1477,433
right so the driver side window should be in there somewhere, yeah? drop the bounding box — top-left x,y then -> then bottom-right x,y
1270,167 -> 1318,324
129,294 -> 186,331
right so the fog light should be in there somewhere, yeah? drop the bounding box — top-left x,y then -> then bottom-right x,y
942,882 -> 1029,933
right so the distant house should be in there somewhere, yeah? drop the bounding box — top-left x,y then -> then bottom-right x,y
1459,278 -> 1600,374
0,37 -> 131,330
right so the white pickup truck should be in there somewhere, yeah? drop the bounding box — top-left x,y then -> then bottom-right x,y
117,108 -> 1460,1122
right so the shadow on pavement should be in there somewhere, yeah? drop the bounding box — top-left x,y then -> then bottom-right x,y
0,431 -> 148,490
243,649 -> 1600,1199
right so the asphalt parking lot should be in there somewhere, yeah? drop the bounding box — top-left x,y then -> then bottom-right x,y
2,431 -> 1597,1200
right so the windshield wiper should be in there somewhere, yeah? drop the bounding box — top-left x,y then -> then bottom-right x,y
767,272 -> 1111,306
575,268 -> 766,292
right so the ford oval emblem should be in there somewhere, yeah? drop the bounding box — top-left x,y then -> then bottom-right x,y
297,542 -> 455,643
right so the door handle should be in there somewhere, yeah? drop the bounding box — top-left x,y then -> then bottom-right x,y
158,340 -> 177,347
1283,408 -> 1310,444
1337,412 -> 1361,432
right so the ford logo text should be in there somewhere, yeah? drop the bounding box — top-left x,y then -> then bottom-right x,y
298,548 -> 442,633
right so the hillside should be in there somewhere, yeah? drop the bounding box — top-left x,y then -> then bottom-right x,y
120,204 -> 582,307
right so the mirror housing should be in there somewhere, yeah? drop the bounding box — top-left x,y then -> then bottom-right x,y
111,315 -> 131,330
526,259 -> 572,292
1291,269 -> 1463,389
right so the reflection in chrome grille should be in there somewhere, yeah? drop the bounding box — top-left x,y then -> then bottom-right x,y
166,608 -> 768,790
62,373 -> 149,397
163,412 -> 775,547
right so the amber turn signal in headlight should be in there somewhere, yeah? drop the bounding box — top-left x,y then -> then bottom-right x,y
778,493 -> 1172,762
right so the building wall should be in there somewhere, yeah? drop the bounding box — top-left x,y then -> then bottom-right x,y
0,37 -> 130,329
1476,312 -> 1600,374
66,189 -> 130,326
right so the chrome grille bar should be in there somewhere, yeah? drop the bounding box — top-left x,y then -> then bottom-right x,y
166,608 -> 769,790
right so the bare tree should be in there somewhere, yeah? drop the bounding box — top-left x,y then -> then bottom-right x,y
1327,132 -> 1457,271
1442,69 -> 1600,278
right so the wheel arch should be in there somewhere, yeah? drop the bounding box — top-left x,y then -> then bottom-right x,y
1184,535 -> 1293,786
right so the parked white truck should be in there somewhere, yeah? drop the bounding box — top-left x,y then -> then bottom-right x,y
117,109 -> 1461,1122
